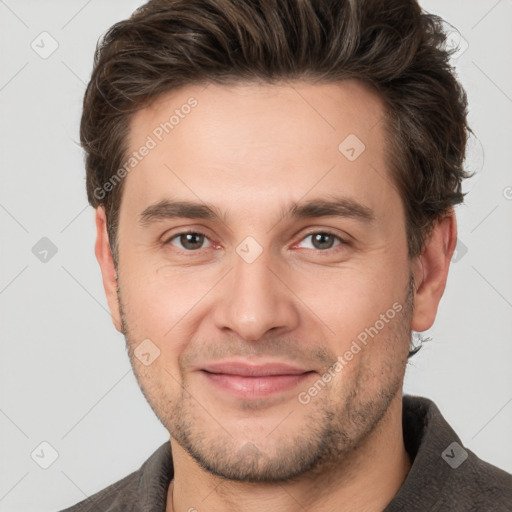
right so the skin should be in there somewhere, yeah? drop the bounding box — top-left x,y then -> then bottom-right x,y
94,80 -> 457,512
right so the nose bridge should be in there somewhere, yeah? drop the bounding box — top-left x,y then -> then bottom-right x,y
213,243 -> 299,341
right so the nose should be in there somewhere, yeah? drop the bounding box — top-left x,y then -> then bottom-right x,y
212,245 -> 300,341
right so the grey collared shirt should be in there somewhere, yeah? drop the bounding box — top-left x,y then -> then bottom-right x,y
59,395 -> 512,511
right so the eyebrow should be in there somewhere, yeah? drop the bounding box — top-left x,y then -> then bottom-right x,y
138,196 -> 375,227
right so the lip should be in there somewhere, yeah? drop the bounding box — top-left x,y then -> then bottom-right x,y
198,360 -> 315,399
200,360 -> 310,377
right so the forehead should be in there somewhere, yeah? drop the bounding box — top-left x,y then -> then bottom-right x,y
130,79 -> 386,152
121,80 -> 398,224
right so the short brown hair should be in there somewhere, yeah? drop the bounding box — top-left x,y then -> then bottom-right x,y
81,0 -> 470,265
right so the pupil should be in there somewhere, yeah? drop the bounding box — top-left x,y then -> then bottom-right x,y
182,233 -> 203,249
314,233 -> 333,249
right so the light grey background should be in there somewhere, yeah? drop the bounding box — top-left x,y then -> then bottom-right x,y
1,1 -> 511,511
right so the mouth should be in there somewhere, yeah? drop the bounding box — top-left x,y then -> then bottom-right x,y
198,361 -> 316,399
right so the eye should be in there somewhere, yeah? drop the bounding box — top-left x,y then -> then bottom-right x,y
164,230 -> 347,253
166,231 -> 212,251
297,231 -> 345,251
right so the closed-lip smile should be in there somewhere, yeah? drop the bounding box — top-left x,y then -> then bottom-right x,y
198,360 -> 316,399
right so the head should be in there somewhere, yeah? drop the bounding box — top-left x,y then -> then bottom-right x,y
86,0 -> 469,483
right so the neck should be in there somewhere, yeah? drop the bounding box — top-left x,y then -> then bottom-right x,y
167,393 -> 410,512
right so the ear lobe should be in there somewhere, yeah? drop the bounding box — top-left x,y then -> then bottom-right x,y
94,207 -> 123,333
411,210 -> 457,332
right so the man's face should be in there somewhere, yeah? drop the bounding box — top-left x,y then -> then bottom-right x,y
111,80 -> 415,481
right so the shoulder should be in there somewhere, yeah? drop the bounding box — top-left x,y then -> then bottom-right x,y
386,395 -> 512,511
448,445 -> 512,509
58,441 -> 174,512
58,470 -> 140,512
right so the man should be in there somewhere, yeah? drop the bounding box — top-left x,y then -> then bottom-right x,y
61,0 -> 512,510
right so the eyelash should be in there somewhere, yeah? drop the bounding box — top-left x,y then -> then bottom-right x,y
164,229 -> 349,254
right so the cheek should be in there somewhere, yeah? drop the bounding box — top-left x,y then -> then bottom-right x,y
291,261 -> 408,341
119,264 -> 216,345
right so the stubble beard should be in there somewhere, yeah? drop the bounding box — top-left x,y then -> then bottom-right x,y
117,277 -> 413,483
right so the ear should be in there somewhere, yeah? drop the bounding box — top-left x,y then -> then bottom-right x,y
411,210 -> 457,332
95,206 -> 123,333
